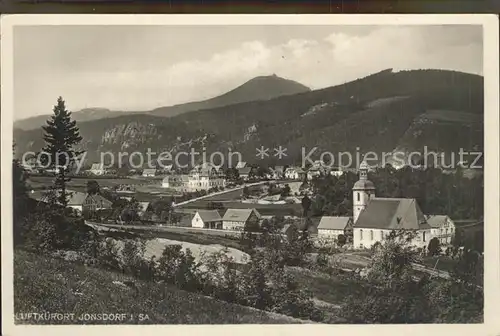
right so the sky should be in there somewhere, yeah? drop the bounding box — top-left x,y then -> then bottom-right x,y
13,24 -> 482,120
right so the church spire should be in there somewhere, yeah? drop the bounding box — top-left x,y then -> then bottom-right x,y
352,160 -> 376,223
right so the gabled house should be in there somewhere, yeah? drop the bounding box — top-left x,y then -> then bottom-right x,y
427,215 -> 456,245
235,161 -> 247,169
142,168 -> 157,177
137,202 -> 152,217
89,163 -> 106,176
238,167 -> 252,181
161,164 -> 174,174
29,189 -> 112,214
222,208 -> 261,231
284,166 -> 305,180
192,210 -> 223,229
273,166 -> 285,180
317,216 -> 353,240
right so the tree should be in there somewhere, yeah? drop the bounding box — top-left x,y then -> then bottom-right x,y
225,168 -> 240,181
301,195 -> 311,217
13,145 -> 30,246
13,145 -> 29,221
337,234 -> 346,247
242,186 -> 250,198
86,180 -> 100,195
120,198 -> 141,223
281,184 -> 291,197
41,97 -> 83,207
427,237 -> 441,256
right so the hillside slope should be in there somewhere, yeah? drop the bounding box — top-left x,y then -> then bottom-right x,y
14,250 -> 304,324
14,69 -> 483,168
14,75 -> 310,131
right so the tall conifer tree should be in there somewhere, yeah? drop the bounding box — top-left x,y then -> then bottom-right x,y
41,97 -> 83,207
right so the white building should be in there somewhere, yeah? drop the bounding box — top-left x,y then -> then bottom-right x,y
317,216 -> 353,242
191,210 -> 223,229
142,168 -> 157,177
352,161 -> 432,249
188,163 -> 226,192
89,163 -> 106,176
329,167 -> 344,177
222,208 -> 261,231
162,175 -> 186,189
427,215 -> 455,245
284,167 -> 305,180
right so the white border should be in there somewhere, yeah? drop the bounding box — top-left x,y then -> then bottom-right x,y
1,14 -> 499,336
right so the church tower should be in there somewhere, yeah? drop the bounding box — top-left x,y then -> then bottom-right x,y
352,161 -> 376,223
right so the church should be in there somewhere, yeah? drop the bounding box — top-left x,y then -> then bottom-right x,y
351,161 -> 433,249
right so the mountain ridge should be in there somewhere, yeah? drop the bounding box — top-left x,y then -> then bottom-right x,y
14,75 -> 310,131
14,69 -> 484,169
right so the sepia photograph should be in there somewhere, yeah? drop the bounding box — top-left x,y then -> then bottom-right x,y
1,14 -> 499,335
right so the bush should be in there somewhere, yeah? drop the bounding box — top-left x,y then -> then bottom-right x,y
427,237 -> 441,256
18,209 -> 93,252
156,245 -> 202,291
121,239 -> 156,280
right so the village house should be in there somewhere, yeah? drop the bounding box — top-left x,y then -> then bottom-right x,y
238,167 -> 252,181
427,215 -> 456,245
273,166 -> 285,180
137,202 -> 152,217
235,161 -> 247,169
317,216 -> 353,241
29,189 -> 112,214
89,163 -> 106,176
284,166 -> 305,180
191,210 -> 223,229
142,168 -> 158,177
160,164 -> 174,174
352,162 -> 434,249
188,163 -> 226,191
306,164 -> 325,180
329,166 -> 344,177
162,174 -> 188,192
222,208 -> 261,231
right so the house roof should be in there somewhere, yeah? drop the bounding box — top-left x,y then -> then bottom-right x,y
235,162 -> 247,169
138,202 -> 150,214
162,164 -> 173,171
318,216 -> 351,231
354,197 -> 431,230
238,167 -> 252,175
285,167 -> 305,174
426,215 -> 449,228
88,194 -> 113,207
30,189 -> 90,206
222,208 -> 261,222
90,163 -> 104,171
196,210 -> 222,222
142,168 -> 157,175
67,191 -> 88,205
274,166 -> 284,173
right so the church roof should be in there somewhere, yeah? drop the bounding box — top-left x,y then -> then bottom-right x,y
354,197 -> 431,230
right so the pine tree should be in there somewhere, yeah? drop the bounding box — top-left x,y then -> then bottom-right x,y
13,143 -> 29,216
41,97 -> 83,207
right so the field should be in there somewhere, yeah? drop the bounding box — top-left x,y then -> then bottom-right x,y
14,250 -> 305,324
96,224 -> 248,252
